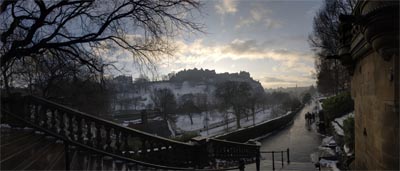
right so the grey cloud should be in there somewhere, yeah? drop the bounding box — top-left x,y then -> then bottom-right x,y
222,39 -> 261,54
264,76 -> 297,83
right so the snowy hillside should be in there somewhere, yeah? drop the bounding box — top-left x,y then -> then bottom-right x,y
112,81 -> 217,111
111,70 -> 265,112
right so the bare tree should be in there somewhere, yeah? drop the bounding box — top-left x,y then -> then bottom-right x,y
246,90 -> 266,126
151,88 -> 177,121
0,0 -> 202,94
215,81 -> 252,129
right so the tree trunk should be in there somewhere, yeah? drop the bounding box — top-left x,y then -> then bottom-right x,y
252,107 -> 256,126
235,108 -> 241,128
189,113 -> 193,125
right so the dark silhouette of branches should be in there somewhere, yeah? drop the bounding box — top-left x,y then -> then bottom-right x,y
0,0 -> 203,94
308,0 -> 354,95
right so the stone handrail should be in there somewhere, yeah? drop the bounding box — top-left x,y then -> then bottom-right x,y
1,95 -> 260,170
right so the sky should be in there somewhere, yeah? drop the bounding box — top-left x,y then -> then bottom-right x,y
114,0 -> 323,89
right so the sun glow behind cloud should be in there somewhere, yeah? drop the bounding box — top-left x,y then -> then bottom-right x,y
110,1 -> 322,89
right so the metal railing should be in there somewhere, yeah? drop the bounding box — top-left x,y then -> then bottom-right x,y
260,148 -> 290,170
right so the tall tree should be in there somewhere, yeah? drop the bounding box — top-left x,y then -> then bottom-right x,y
215,81 -> 252,128
246,90 -> 266,126
309,0 -> 354,95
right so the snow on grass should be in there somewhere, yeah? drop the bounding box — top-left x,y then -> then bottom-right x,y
175,113 -> 206,131
171,107 -> 274,137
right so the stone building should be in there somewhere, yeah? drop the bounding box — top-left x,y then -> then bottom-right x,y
338,1 -> 399,170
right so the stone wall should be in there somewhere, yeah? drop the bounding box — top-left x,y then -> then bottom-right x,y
340,1 -> 400,169
351,51 -> 398,170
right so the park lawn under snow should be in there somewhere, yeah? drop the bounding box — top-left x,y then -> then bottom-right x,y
173,108 -> 272,137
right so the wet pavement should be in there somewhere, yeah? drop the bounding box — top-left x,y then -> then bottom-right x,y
258,100 -> 322,163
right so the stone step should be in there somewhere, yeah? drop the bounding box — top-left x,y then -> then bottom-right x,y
0,133 -> 43,161
1,137 -> 54,170
25,142 -> 65,170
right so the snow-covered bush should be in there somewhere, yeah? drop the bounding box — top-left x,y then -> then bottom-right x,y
343,116 -> 354,152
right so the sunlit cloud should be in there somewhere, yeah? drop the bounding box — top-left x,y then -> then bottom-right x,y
155,38 -> 315,86
258,74 -> 314,88
235,6 -> 282,29
170,38 -> 314,65
215,0 -> 239,15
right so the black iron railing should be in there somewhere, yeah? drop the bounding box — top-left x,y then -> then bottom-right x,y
260,148 -> 290,170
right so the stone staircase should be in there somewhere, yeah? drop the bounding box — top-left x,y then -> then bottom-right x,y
1,95 -> 263,170
1,127 -> 66,170
0,127 -> 155,170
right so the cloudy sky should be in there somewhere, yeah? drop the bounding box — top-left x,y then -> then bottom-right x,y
116,0 -> 323,89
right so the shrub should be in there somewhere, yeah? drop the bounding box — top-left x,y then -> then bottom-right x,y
343,116 -> 355,152
322,92 -> 354,121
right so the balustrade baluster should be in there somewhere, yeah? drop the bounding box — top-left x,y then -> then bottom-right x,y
95,123 -> 102,149
149,141 -> 154,159
34,105 -> 39,125
26,103 -> 32,121
42,108 -> 48,129
68,115 -> 74,140
51,109 -> 57,132
141,138 -> 147,159
59,112 -> 66,136
86,121 -> 93,146
76,117 -> 83,143
105,127 -> 112,152
121,132 -> 129,156
122,133 -> 130,157
115,130 -> 121,154
163,143 -> 169,164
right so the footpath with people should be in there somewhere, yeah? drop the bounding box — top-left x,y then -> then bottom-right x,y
244,98 -> 328,171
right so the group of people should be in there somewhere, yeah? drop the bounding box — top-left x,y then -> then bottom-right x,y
305,112 -> 316,124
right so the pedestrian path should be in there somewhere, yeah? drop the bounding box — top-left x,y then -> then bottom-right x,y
247,101 -> 323,170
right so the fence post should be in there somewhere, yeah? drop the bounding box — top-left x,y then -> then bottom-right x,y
281,151 -> 284,167
190,137 -> 208,169
256,151 -> 260,171
239,159 -> 245,171
272,151 -> 275,171
287,148 -> 290,164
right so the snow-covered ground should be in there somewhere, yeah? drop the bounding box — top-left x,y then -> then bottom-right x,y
118,107 -> 279,138
173,108 -> 273,137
